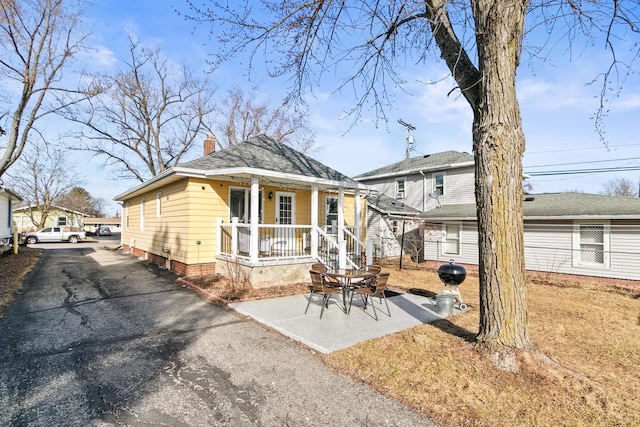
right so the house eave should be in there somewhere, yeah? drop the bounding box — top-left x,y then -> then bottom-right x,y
114,166 -> 370,202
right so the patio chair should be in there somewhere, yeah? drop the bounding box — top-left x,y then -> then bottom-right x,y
352,264 -> 382,290
311,262 -> 341,287
349,272 -> 391,321
305,270 -> 344,319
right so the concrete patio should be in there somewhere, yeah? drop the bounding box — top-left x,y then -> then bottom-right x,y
229,289 -> 464,354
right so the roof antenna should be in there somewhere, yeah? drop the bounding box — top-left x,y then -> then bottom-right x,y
398,119 -> 416,160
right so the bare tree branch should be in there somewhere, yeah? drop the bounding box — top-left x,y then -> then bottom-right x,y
0,0 -> 97,178
60,34 -> 217,182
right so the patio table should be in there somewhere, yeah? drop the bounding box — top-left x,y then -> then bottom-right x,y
324,268 -> 376,313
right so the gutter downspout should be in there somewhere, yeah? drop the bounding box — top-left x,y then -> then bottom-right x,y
419,170 -> 427,212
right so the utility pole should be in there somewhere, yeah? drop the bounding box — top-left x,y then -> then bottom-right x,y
398,119 -> 416,160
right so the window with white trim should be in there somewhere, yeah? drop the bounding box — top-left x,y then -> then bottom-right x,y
572,222 -> 610,267
57,217 -> 67,226
325,196 -> 338,227
396,178 -> 405,199
140,198 -> 145,231
229,187 -> 263,223
433,172 -> 445,196
156,192 -> 162,218
442,223 -> 461,255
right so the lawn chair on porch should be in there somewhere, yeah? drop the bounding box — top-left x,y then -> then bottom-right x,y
305,270 -> 344,319
349,272 -> 391,321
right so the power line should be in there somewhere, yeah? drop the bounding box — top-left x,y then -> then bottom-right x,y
526,142 -> 640,154
527,165 -> 640,176
525,156 -> 640,169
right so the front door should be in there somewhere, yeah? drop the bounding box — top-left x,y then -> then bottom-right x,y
274,192 -> 296,255
275,192 -> 295,225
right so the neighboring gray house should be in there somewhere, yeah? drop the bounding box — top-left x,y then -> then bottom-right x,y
355,150 -> 475,257
0,187 -> 22,253
354,150 -> 475,212
419,192 -> 640,281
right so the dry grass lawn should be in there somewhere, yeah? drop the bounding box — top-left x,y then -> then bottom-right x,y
324,261 -> 640,426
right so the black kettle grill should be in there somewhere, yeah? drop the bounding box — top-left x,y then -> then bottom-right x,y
437,260 -> 468,311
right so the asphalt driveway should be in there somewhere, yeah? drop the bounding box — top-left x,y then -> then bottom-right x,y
0,244 -> 434,426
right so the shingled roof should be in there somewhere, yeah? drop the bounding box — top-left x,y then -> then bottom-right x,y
418,192 -> 640,220
367,193 -> 421,216
354,150 -> 474,180
179,134 -> 356,184
115,135 -> 365,201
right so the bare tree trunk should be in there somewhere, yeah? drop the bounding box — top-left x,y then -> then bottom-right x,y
472,0 -> 533,357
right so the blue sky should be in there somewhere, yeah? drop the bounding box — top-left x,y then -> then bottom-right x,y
74,1 -> 640,215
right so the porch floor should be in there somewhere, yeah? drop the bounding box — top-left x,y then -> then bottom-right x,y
229,289 -> 464,354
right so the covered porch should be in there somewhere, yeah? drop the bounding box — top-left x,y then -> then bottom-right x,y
214,176 -> 372,286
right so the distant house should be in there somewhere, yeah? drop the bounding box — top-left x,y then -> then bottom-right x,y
354,150 -> 474,258
354,150 -> 475,212
13,205 -> 86,232
419,192 -> 640,281
0,187 -> 22,253
84,217 -> 122,233
114,135 -> 370,287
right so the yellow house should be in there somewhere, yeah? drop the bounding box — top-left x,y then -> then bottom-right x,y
13,204 -> 86,232
114,135 -> 371,287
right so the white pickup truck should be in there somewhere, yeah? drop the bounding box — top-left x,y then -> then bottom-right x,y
22,227 -> 86,244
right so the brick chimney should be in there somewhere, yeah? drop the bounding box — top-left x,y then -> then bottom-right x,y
204,135 -> 216,156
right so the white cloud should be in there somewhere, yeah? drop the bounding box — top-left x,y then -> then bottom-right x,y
84,45 -> 118,67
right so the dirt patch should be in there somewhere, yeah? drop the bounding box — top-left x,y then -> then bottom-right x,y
182,274 -> 309,302
0,248 -> 42,315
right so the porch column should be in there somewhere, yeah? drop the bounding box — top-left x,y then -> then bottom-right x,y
338,188 -> 346,269
311,185 -> 319,259
354,188 -> 361,242
249,175 -> 260,263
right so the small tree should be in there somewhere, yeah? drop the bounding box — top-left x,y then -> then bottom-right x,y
56,187 -> 105,217
602,177 -> 638,197
6,144 -> 79,228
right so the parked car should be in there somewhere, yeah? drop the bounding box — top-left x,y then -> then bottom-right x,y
21,227 -> 86,244
97,227 -> 111,236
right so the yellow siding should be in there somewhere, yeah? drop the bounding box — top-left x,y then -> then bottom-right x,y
120,177 -> 369,266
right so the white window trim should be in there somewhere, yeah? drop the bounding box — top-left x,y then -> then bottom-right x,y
229,186 -> 264,223
395,178 -> 406,199
433,172 -> 446,196
572,220 -> 610,268
324,196 -> 338,227
442,222 -> 462,256
156,192 -> 161,218
140,198 -> 145,231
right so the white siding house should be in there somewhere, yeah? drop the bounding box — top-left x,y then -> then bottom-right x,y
420,193 -> 640,281
0,187 -> 22,253
354,151 -> 475,212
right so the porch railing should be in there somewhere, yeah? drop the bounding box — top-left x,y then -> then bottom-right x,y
218,219 -> 366,269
